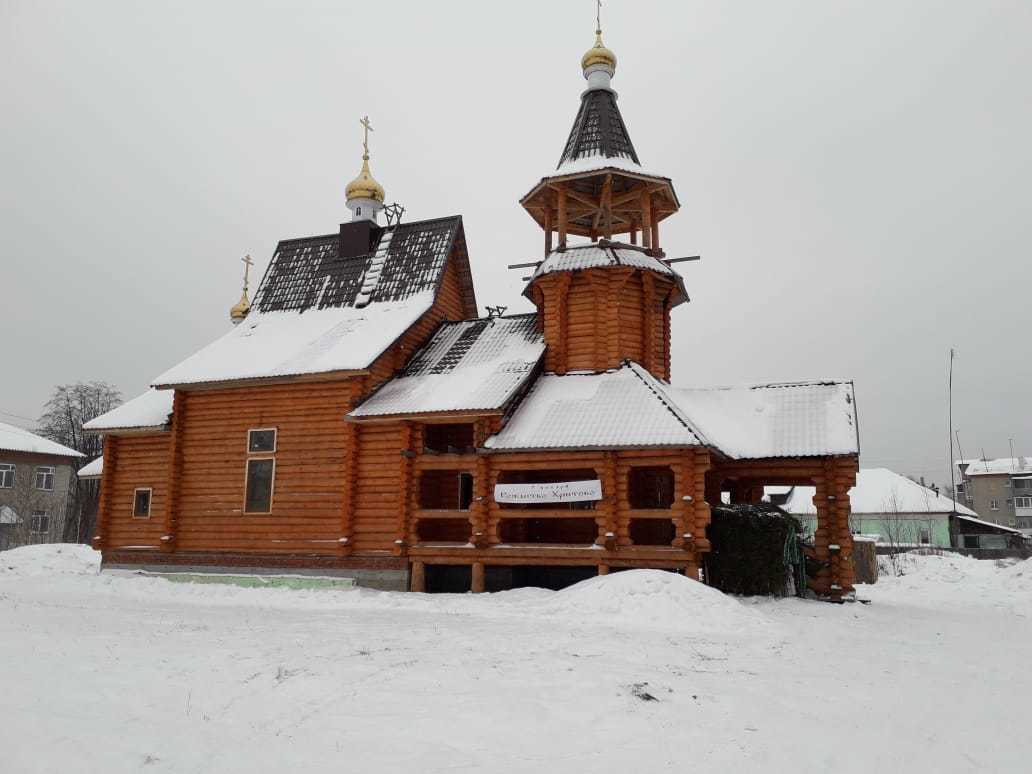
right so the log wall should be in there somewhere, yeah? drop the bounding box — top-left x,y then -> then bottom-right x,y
98,433 -> 170,550
534,267 -> 675,379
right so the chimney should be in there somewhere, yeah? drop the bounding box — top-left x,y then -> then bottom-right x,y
339,221 -> 379,259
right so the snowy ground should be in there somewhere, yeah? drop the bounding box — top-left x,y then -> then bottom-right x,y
1,547 -> 1029,773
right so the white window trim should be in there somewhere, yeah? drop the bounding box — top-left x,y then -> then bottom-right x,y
247,428 -> 278,455
0,462 -> 14,488
33,465 -> 55,491
29,510 -> 50,535
243,457 -> 276,515
132,487 -> 153,519
990,499 -> 1000,510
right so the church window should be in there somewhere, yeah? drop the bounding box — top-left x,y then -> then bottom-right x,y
244,428 -> 276,514
248,428 -> 277,454
133,488 -> 152,519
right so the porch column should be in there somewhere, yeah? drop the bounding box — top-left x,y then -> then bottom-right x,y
812,458 -> 857,599
471,562 -> 486,593
410,561 -> 426,592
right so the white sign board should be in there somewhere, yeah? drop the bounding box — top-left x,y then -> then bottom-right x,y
494,480 -> 603,504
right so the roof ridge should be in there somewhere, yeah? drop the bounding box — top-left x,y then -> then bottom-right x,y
624,361 -> 709,447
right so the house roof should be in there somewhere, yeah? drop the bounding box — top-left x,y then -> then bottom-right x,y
484,362 -> 704,451
955,513 -> 1025,535
773,468 -> 977,517
350,314 -> 545,418
152,217 -> 471,388
959,457 -> 1032,477
557,87 -> 639,171
78,456 -> 103,479
83,389 -> 174,432
665,380 -> 859,459
0,421 -> 83,458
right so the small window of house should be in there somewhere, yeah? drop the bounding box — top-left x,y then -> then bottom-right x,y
133,488 -> 152,519
963,535 -> 980,549
423,423 -> 476,454
0,463 -> 14,488
29,511 -> 50,535
990,499 -> 1000,510
34,466 -> 55,491
919,527 -> 930,545
628,467 -> 675,509
248,428 -> 277,454
245,458 -> 275,514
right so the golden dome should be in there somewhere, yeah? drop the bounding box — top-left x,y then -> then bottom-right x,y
345,155 -> 386,203
581,29 -> 616,74
229,289 -> 250,323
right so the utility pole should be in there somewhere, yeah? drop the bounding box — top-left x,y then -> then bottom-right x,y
947,348 -> 958,515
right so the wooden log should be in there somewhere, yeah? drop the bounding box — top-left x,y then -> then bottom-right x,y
471,562 -> 485,593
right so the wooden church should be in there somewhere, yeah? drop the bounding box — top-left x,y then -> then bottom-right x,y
85,23 -> 861,599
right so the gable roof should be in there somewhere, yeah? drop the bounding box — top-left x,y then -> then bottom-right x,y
350,314 -> 544,418
152,217 -> 473,388
775,468 -> 977,517
959,457 -> 1032,477
484,362 -> 704,451
78,456 -> 104,479
0,421 -> 84,458
83,389 -> 174,432
666,380 -> 859,459
557,88 -> 639,171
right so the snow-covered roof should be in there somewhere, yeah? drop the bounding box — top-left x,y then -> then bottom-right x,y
774,468 -> 978,517
485,362 -> 704,451
83,390 -> 174,432
959,457 -> 1032,477
350,315 -> 545,418
152,217 -> 470,388
954,513 -> 1026,535
78,456 -> 103,479
533,243 -> 675,279
666,380 -> 858,459
0,421 -> 83,458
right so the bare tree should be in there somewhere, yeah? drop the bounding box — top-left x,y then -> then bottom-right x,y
35,381 -> 121,543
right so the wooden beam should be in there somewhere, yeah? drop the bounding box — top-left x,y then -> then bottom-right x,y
557,187 -> 568,250
543,203 -> 553,256
640,190 -> 653,249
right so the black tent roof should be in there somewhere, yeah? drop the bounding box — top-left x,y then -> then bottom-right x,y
557,88 -> 639,169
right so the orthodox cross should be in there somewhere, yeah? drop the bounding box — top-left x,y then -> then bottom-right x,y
241,254 -> 254,293
596,0 -> 603,34
360,115 -> 373,157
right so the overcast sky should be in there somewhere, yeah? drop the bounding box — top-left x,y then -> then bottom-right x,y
2,0 -> 1030,483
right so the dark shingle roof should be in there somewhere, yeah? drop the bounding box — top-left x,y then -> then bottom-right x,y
557,88 -> 639,169
254,216 -> 463,314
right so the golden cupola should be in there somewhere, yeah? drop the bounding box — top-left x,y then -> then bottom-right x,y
581,28 -> 617,79
229,254 -> 254,325
346,115 -> 386,223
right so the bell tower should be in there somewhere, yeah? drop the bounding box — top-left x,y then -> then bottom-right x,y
520,14 -> 688,380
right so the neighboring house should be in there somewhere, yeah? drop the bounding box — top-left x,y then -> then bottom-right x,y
956,457 -> 1032,532
772,468 -> 977,549
950,512 -> 1027,550
0,421 -> 84,550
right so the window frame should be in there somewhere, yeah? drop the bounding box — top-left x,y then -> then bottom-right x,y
132,487 -> 153,519
247,428 -> 278,454
29,510 -> 50,535
1015,496 -> 1032,509
33,465 -> 55,491
243,457 -> 276,515
0,462 -> 14,488
990,498 -> 1000,511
